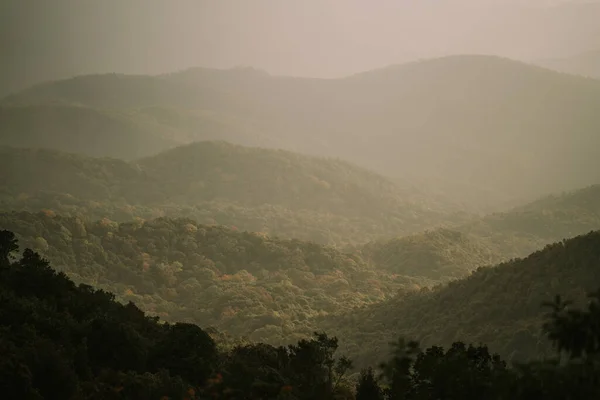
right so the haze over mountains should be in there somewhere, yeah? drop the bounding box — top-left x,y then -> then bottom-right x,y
4,55 -> 600,211
538,49 -> 600,78
2,0 -> 600,95
3,2 -> 600,398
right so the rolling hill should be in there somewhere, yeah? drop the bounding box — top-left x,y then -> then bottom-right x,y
457,183 -> 600,258
0,103 -> 273,160
348,182 -> 600,284
0,142 -> 464,246
4,55 -> 600,210
0,211 -> 430,346
319,230 -> 600,368
356,228 -> 500,281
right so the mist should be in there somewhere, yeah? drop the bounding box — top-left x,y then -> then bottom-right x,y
3,1 -> 600,397
2,0 -> 600,95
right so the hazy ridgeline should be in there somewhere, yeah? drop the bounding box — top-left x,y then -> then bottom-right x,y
2,1 -> 600,398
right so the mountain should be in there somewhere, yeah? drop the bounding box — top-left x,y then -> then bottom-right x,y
319,230 -> 600,368
0,212 -> 430,347
6,55 -> 600,210
348,183 -> 600,288
0,101 -> 273,160
0,104 -> 178,159
0,142 -> 463,246
538,49 -> 600,79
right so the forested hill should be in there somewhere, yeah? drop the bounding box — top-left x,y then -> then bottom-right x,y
4,55 -> 600,210
0,211 -> 432,347
457,183 -> 600,258
356,229 -> 500,281
350,183 -> 600,282
0,143 -> 465,245
6,229 -> 600,399
321,230 -> 600,369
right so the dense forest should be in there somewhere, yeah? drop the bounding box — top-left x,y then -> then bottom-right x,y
0,211 -> 443,345
321,230 -> 600,369
4,232 -> 600,399
4,55 -> 600,210
3,208 -> 600,367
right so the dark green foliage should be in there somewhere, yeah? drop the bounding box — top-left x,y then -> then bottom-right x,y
355,367 -> 384,400
0,229 -> 18,266
3,231 -> 600,398
0,236 -> 359,398
149,323 -> 218,385
0,235 -> 218,398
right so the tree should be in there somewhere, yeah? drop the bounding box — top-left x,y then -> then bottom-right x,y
356,367 -> 384,400
149,323 -> 218,386
0,230 -> 18,267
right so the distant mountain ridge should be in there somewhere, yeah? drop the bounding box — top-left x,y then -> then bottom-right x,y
537,49 -> 600,79
4,55 -> 600,211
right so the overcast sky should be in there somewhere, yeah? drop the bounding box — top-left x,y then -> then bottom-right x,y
1,0 -> 599,95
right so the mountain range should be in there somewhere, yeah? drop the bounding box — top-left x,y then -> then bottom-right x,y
3,55 -> 600,211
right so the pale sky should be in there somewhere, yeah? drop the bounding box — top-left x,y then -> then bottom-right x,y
1,0 -> 599,95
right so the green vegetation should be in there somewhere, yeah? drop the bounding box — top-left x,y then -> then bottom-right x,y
357,228 -> 501,281
0,143 -> 464,246
320,230 -> 600,369
0,212 -> 434,346
4,231 -> 600,399
0,231 -> 358,399
4,55 -> 600,209
3,52 -> 600,398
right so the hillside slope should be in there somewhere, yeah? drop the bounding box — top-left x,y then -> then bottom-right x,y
357,228 -> 500,281
6,55 -> 600,210
320,230 -> 600,368
0,212 -> 431,346
0,142 -> 463,245
458,184 -> 600,258
0,104 -> 180,159
0,102 -> 272,159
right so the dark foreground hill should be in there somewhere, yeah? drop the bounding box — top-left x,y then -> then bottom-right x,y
4,231 -> 600,399
319,230 -> 600,369
0,142 -> 464,245
5,55 -> 600,210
